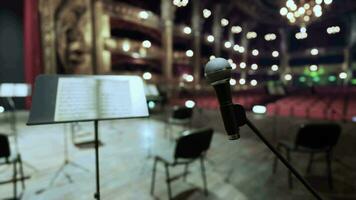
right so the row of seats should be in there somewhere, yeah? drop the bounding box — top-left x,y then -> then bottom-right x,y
267,95 -> 355,121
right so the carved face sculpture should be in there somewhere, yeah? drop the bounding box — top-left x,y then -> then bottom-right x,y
55,0 -> 92,74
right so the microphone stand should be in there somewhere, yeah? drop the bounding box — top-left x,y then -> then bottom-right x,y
233,104 -> 323,200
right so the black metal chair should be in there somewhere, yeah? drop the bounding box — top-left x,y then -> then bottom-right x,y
164,106 -> 194,140
0,133 -> 26,199
273,123 -> 341,189
150,128 -> 214,200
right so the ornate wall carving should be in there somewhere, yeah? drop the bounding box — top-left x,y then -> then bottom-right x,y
39,0 -> 94,74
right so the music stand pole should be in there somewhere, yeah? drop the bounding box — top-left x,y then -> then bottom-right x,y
94,120 -> 100,200
245,119 -> 323,200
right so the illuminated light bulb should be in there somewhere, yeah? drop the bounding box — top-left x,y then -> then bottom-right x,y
287,12 -> 293,19
209,55 -> 216,60
228,59 -> 233,64
239,78 -> 246,85
251,64 -> 258,70
310,48 -> 319,56
0,106 -> 4,113
264,33 -> 276,41
183,26 -> 191,34
298,7 -> 305,15
286,0 -> 294,8
229,79 -> 237,86
233,44 -> 240,51
148,101 -> 155,109
252,49 -> 259,56
238,46 -> 245,53
231,63 -> 237,70
304,16 -> 310,22
284,74 -> 292,81
250,79 -> 257,86
138,11 -> 149,19
224,41 -> 232,48
309,65 -> 318,71
185,49 -> 194,57
339,72 -> 347,79
252,105 -> 266,114
207,35 -> 214,42
295,32 -> 308,39
300,27 -> 307,33
290,4 -> 297,11
143,72 -> 152,80
272,51 -> 279,57
315,10 -> 322,17
316,0 -> 323,4
313,5 -> 322,12
271,65 -> 278,71
246,31 -> 257,39
289,17 -> 296,23
122,41 -> 130,52
324,0 -> 333,5
203,9 -> 211,18
221,18 -> 229,26
183,74 -> 194,82
294,12 -> 300,18
142,40 -> 151,48
304,3 -> 310,9
185,100 -> 195,108
240,62 -> 246,69
280,7 -> 288,16
231,26 -> 242,33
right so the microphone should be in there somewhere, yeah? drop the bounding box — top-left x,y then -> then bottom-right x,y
204,57 -> 240,140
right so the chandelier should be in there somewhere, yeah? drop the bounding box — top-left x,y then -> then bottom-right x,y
279,0 -> 333,26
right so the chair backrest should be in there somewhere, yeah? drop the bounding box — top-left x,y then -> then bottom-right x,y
172,106 -> 193,120
174,128 -> 213,159
0,134 -> 10,158
295,123 -> 341,150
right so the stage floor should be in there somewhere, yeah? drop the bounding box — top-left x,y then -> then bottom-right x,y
0,110 -> 355,200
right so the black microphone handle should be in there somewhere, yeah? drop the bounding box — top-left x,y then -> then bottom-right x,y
245,119 -> 323,200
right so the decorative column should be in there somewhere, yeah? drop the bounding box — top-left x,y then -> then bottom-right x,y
228,25 -> 234,59
239,22 -> 251,83
161,0 -> 175,82
212,4 -> 222,57
279,28 -> 290,84
192,0 -> 202,85
342,13 -> 356,85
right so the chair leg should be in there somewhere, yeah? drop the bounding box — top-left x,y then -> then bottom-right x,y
326,151 -> 333,190
13,160 -> 18,199
164,164 -> 172,200
150,159 -> 158,195
273,145 -> 281,174
286,149 -> 293,189
183,163 -> 189,181
306,153 -> 314,174
200,157 -> 208,196
18,155 -> 26,190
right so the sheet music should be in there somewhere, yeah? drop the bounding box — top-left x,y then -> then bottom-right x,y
54,78 -> 97,121
98,79 -> 132,118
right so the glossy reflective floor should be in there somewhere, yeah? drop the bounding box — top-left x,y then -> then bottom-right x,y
0,110 -> 355,200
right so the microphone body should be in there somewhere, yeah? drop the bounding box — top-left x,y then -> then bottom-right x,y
205,58 -> 240,140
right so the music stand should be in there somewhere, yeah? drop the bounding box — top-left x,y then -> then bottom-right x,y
27,75 -> 149,200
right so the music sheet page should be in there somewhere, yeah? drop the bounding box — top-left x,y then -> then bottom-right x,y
54,78 -> 97,121
97,79 -> 132,118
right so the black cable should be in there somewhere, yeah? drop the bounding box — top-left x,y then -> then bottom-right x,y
245,119 -> 323,200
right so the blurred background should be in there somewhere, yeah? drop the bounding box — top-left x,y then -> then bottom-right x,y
0,0 -> 356,199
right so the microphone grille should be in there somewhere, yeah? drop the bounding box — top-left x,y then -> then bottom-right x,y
204,58 -> 232,85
